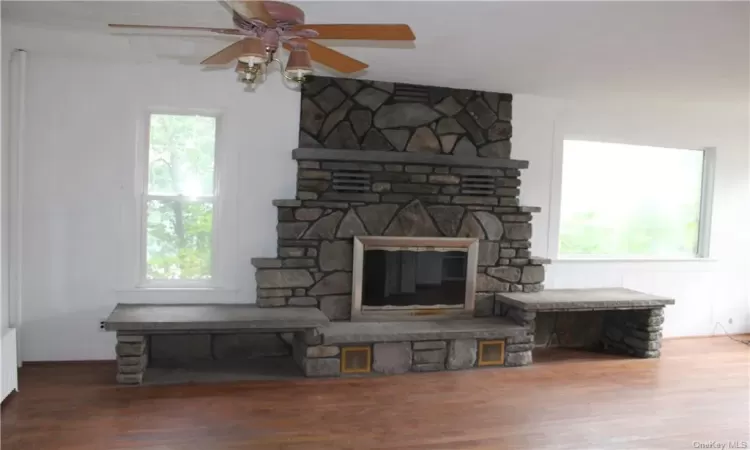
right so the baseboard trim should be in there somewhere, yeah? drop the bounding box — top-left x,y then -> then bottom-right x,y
22,360 -> 116,366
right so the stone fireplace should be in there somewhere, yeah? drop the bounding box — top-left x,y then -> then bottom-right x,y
102,77 -> 672,385
249,76 -> 550,376
351,236 -> 479,320
252,77 -> 547,318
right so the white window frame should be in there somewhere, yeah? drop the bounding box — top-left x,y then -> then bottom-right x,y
137,109 -> 222,287
549,140 -> 716,262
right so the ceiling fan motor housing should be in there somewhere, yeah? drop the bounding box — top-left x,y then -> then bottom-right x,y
233,1 -> 305,31
232,1 -> 309,51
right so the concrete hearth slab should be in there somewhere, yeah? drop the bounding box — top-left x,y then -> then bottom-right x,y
497,288 -> 675,312
103,304 -> 329,332
320,317 -> 527,345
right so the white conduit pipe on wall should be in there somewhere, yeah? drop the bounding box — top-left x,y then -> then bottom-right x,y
8,49 -> 27,368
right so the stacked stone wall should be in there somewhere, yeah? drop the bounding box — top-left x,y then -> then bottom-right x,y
300,76 -> 513,158
253,158 -> 547,320
601,308 -> 665,358
116,333 -> 148,384
253,76 -> 548,321
292,335 -> 533,377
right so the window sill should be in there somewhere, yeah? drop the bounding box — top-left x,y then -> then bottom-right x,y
551,257 -> 718,264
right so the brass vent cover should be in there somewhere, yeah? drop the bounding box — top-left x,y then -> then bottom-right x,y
341,346 -> 372,374
478,340 -> 506,366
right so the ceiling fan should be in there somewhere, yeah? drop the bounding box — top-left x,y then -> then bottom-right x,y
109,1 -> 415,88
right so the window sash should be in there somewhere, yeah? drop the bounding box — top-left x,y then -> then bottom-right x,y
139,112 -> 220,286
555,142 -> 713,260
140,196 -> 216,285
146,113 -> 218,198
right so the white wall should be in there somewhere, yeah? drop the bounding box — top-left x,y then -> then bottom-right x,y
514,95 -> 750,338
14,52 -> 299,361
5,30 -> 748,361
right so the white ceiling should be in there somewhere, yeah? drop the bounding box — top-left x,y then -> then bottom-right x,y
3,1 -> 749,102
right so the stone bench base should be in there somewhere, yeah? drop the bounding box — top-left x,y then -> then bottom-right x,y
103,304 -> 330,385
496,288 -> 673,359
116,333 -> 148,384
106,291 -> 673,384
292,318 -> 534,377
115,332 -> 296,385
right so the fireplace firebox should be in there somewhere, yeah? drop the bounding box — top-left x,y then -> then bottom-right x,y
352,237 -> 479,320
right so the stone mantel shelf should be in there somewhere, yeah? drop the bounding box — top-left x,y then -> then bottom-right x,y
293,148 -> 530,169
497,288 -> 675,312
102,303 -> 329,332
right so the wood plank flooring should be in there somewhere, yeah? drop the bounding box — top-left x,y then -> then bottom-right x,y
2,336 -> 749,450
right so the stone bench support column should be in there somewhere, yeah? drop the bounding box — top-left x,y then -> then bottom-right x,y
493,299 -> 535,365
116,333 -> 148,384
601,308 -> 665,358
292,330 -> 341,377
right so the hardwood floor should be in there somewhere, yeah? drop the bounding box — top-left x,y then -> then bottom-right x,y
2,336 -> 749,450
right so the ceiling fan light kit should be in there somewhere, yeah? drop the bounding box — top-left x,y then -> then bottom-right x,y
235,37 -> 266,65
109,0 -> 415,90
285,47 -> 314,81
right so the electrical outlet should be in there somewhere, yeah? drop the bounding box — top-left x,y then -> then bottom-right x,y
728,317 -> 733,325
99,320 -> 106,331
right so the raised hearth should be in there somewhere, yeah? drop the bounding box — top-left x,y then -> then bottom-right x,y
320,317 -> 526,344
294,317 -> 531,376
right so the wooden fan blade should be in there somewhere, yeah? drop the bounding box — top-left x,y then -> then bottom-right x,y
284,40 -> 368,74
109,24 -> 241,35
202,39 -> 250,65
292,24 -> 415,41
226,1 -> 277,27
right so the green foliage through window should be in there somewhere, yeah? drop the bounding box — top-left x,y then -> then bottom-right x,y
559,141 -> 704,258
146,114 -> 216,280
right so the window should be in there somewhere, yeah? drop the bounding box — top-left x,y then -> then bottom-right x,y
558,140 -> 712,259
142,113 -> 218,282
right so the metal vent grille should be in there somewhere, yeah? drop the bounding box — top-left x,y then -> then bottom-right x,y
393,84 -> 430,103
341,346 -> 372,374
333,171 -> 371,192
478,340 -> 506,366
461,175 -> 495,196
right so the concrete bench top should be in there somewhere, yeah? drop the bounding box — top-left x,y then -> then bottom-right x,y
496,288 -> 675,312
321,317 -> 527,345
102,303 -> 330,333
